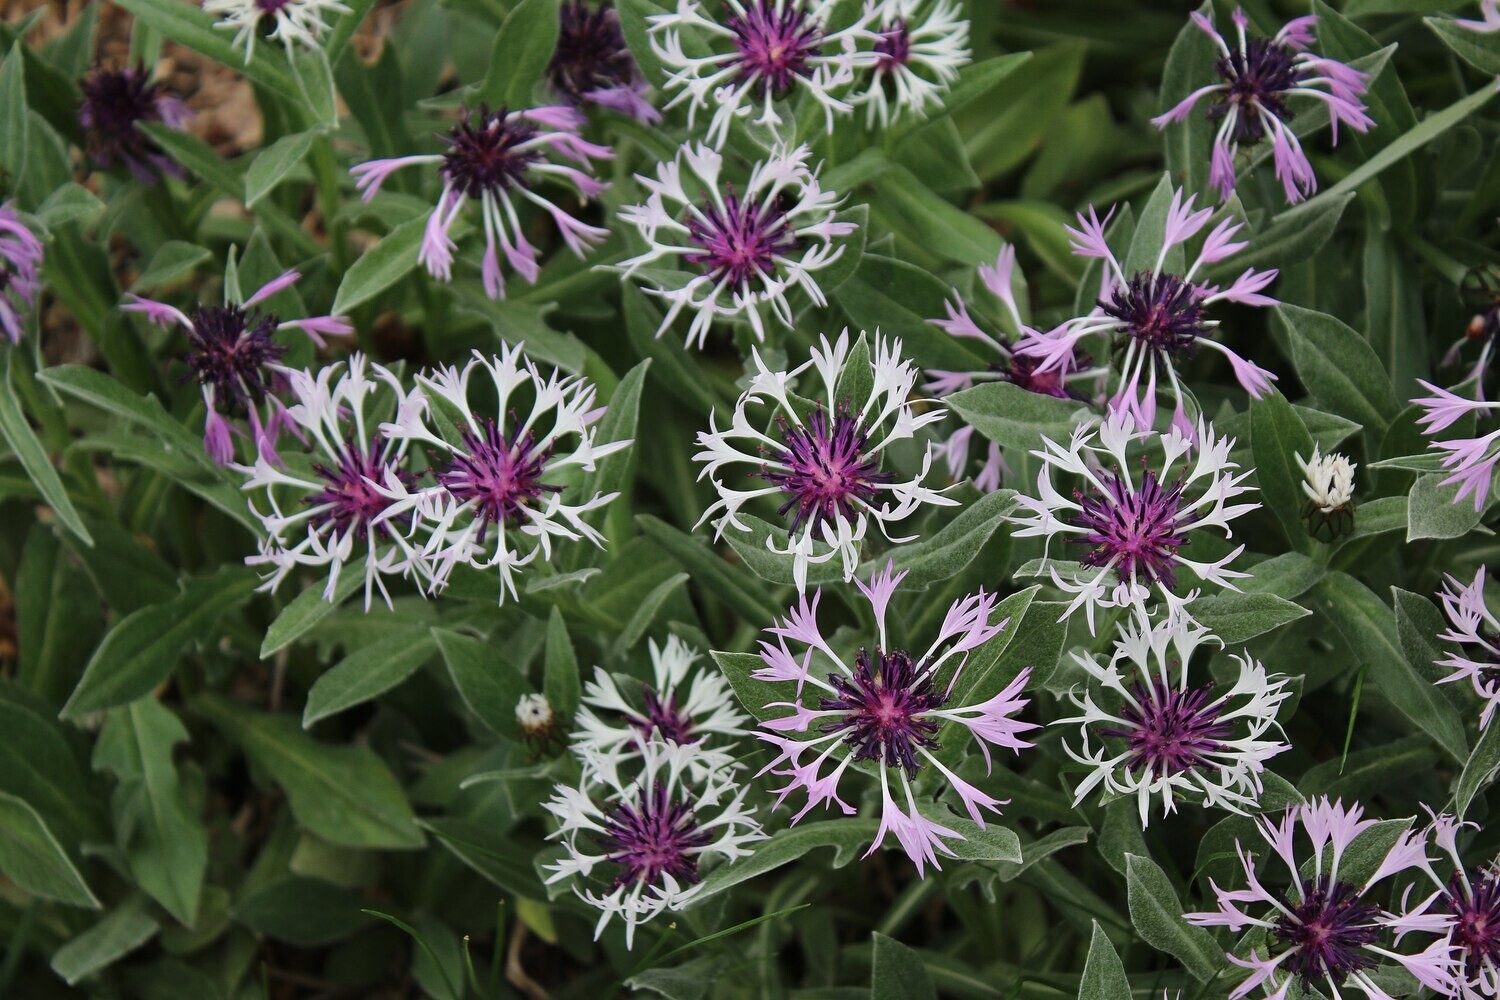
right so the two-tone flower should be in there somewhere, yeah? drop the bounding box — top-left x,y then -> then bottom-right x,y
850,0 -> 970,128
205,0 -> 352,62
1424,811 -> 1500,999
0,203 -> 43,344
752,562 -> 1037,874
694,330 -> 952,593
79,66 -> 191,182
1152,8 -> 1373,203
1434,566 -> 1500,729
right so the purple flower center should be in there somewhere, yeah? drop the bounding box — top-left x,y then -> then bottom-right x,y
631,687 -> 700,745
684,189 -> 801,291
994,354 -> 1077,399
440,106 -> 543,198
1450,869 -> 1500,979
1100,678 -> 1231,776
79,67 -> 171,173
1070,466 -> 1189,589
184,305 -> 287,410
874,19 -> 912,70
819,648 -> 946,774
1210,38 -> 1302,145
726,0 -> 824,97
596,783 -> 713,889
1100,271 -> 1209,357
1273,876 -> 1382,987
255,0 -> 293,12
761,407 -> 893,537
305,445 -> 411,541
437,420 -> 560,540
550,1 -> 636,100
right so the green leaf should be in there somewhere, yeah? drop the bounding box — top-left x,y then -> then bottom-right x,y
260,570 -> 364,658
0,357 -> 91,546
959,41 -> 1084,179
577,359 -> 648,516
0,695 -> 103,852
621,284 -> 717,414
129,240 -> 212,292
63,567 -> 259,719
1456,722 -> 1500,818
479,0 -> 561,107
544,608 -> 580,720
1158,2 -> 1216,198
832,255 -> 989,372
50,902 -> 157,985
433,627 -> 531,741
1189,592 -> 1310,645
637,514 -> 783,624
0,790 -> 99,908
93,700 -> 207,925
244,129 -> 316,208
1203,193 -> 1354,285
1427,16 -> 1500,74
15,525 -> 102,707
1124,852 -> 1222,982
609,572 -> 688,661
1407,472 -> 1487,540
1122,174 -> 1184,277
946,381 -> 1090,452
40,364 -> 212,471
1078,921 -> 1130,1000
871,933 -> 937,1000
711,650 -> 782,724
722,513 -> 844,589
36,182 -> 105,229
233,876 -> 375,946
856,490 -> 1017,588
302,628 -> 437,727
420,816 -> 543,899
193,694 -> 424,849
1249,388 -> 1317,554
331,214 -> 427,314
871,166 -> 1002,265
289,47 -> 337,128
0,49 -> 29,179
1278,304 -> 1398,438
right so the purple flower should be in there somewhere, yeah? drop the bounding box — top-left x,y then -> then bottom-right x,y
122,268 -> 352,465
1016,188 -> 1278,434
849,0 -> 970,127
1412,374 -> 1500,511
79,66 -> 191,183
204,0 -> 351,62
1434,567 -> 1500,730
751,562 -> 1038,875
351,105 -> 611,300
0,203 -> 44,344
1426,811 -> 1500,999
1152,9 -> 1373,204
1185,798 -> 1459,1000
549,1 -> 661,122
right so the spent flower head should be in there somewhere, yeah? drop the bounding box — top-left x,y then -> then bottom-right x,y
549,1 -> 662,122
79,66 -> 191,182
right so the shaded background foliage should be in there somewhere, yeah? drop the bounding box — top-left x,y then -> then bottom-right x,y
0,0 -> 1499,997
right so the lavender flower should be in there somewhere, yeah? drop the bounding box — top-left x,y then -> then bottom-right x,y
122,268 -> 352,465
0,203 -> 44,344
240,354 -> 424,610
376,344 -> 631,604
1413,381 -> 1500,511
647,0 -> 880,147
575,635 -> 748,759
1458,1 -> 1500,33
1425,812 -> 1500,999
1185,798 -> 1458,1000
1017,188 -> 1278,435
351,105 -> 611,300
1434,567 -> 1500,729
694,330 -> 953,593
79,66 -> 191,182
1057,608 -> 1291,826
1006,409 -> 1258,631
549,1 -> 661,122
204,0 -> 352,62
1152,9 -> 1373,204
752,563 -> 1037,875
543,740 -> 763,948
849,0 -> 970,127
618,142 -> 856,348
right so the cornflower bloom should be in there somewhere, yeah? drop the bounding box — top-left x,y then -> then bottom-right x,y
694,330 -> 952,593
350,105 -> 611,300
647,0 -> 880,147
1017,188 -> 1278,436
1412,380 -> 1500,511
1434,566 -> 1500,730
0,203 -> 44,344
1056,608 -> 1292,825
122,268 -> 352,465
1185,798 -> 1459,1000
618,142 -> 856,348
574,635 -> 748,758
1152,8 -> 1373,203
204,0 -> 351,62
543,741 -> 763,948
78,66 -> 191,182
1423,812 -> 1500,1000
850,0 -> 970,127
549,1 -> 662,122
1006,409 -> 1258,632
377,344 -> 631,603
241,354 -> 424,610
752,562 -> 1038,874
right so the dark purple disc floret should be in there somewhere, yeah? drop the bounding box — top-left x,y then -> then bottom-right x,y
1209,38 -> 1303,145
1273,875 -> 1382,987
819,647 -> 945,773
440,106 -> 543,198
874,18 -> 912,70
183,304 -> 287,411
1100,678 -> 1232,777
684,189 -> 801,291
1070,466 -> 1189,588
596,782 -> 713,889
550,2 -> 638,100
761,406 -> 893,537
437,420 -> 560,540
79,66 -> 180,179
1100,271 -> 1210,358
1450,867 -> 1500,981
633,688 -> 700,745
726,0 -> 824,96
305,445 -> 413,542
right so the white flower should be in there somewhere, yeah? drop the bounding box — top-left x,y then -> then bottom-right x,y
240,354 -> 427,611
694,329 -> 954,593
1297,446 -> 1356,514
1056,607 -> 1292,826
575,635 -> 748,759
618,142 -> 857,349
377,344 -> 631,604
516,693 -> 555,731
849,0 -> 970,127
1006,409 -> 1259,631
205,0 -> 352,62
647,0 -> 881,148
543,741 -> 763,948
